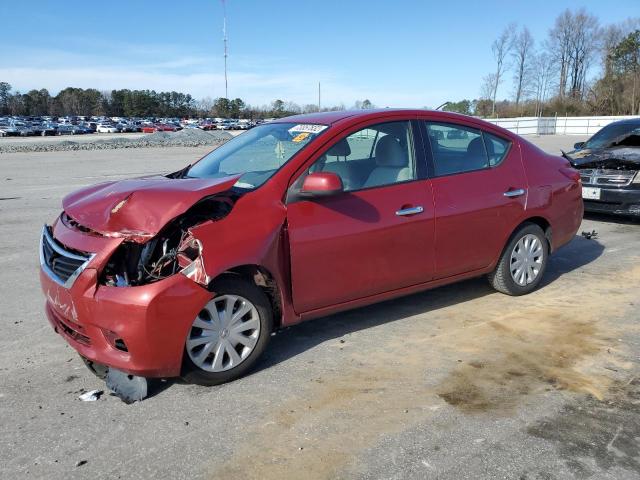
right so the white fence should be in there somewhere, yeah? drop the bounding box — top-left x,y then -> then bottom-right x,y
484,115 -> 639,136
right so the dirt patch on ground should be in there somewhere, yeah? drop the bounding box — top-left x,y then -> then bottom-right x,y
212,261 -> 640,479
436,315 -> 605,412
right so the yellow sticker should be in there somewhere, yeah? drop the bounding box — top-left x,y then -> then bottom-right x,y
292,132 -> 310,143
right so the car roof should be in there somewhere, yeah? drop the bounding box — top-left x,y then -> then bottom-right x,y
605,117 -> 640,127
272,108 -> 494,126
273,109 -> 436,125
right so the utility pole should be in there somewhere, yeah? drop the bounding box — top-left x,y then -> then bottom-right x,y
318,82 -> 321,111
222,0 -> 228,99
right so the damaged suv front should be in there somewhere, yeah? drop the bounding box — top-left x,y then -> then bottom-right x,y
568,119 -> 640,217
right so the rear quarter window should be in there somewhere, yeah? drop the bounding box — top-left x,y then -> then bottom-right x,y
483,132 -> 511,166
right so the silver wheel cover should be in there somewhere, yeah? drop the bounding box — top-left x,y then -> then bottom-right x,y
510,233 -> 544,286
186,295 -> 260,372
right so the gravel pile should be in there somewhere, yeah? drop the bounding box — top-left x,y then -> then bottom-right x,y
0,129 -> 233,154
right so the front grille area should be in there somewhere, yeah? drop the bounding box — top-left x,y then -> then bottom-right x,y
580,169 -> 637,187
40,226 -> 94,288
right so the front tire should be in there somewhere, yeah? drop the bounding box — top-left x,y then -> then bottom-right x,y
182,276 -> 273,386
488,223 -> 548,296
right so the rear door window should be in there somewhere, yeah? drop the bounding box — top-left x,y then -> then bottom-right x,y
425,122 -> 510,176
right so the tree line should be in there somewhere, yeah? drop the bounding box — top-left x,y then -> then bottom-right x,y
446,9 -> 640,118
0,82 -> 375,119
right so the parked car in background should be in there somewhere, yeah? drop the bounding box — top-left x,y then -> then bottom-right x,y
39,109 -> 583,389
567,118 -> 640,217
79,121 -> 97,133
35,122 -> 58,136
72,125 -> 92,135
13,121 -> 35,136
155,123 -> 178,132
216,120 -> 234,130
96,124 -> 119,133
0,121 -> 20,137
234,120 -> 253,130
56,124 -> 75,135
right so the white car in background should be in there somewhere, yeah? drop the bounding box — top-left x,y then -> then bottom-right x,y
96,124 -> 119,133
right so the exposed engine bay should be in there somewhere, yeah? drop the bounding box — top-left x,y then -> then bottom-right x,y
99,194 -> 237,287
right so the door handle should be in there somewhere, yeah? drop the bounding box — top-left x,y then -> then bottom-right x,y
503,188 -> 526,198
395,206 -> 424,216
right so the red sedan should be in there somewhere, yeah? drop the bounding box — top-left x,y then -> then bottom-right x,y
141,124 -> 178,133
39,109 -> 583,387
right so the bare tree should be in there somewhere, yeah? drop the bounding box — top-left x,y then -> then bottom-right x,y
547,9 -> 573,97
512,27 -> 535,106
547,9 -> 600,99
481,73 -> 497,100
567,10 -> 600,98
490,23 -> 516,115
532,52 -> 556,116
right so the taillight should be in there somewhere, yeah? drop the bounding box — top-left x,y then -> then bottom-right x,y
559,167 -> 581,183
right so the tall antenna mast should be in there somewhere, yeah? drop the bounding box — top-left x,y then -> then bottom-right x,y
221,0 -> 228,99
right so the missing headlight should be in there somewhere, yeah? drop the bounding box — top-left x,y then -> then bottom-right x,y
100,194 -> 236,287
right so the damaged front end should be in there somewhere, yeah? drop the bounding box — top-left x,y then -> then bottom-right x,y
98,194 -> 237,287
568,147 -> 640,216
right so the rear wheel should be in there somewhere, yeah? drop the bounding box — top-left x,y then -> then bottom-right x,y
182,276 -> 273,386
488,223 -> 548,296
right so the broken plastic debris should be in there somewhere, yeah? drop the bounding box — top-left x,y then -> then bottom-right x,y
78,390 -> 103,402
581,230 -> 598,240
106,368 -> 148,404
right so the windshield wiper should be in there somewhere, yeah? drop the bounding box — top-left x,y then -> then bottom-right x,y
166,164 -> 192,179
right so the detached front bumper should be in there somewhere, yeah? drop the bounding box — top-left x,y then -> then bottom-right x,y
583,188 -> 640,217
39,222 -> 213,378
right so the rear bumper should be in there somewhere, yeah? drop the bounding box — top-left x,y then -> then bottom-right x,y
583,188 -> 640,217
41,267 -> 212,378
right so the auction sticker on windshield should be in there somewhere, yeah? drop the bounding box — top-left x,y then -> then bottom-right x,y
582,186 -> 601,200
288,124 -> 328,135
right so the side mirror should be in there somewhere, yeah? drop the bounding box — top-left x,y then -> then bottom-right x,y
573,142 -> 585,150
300,172 -> 344,197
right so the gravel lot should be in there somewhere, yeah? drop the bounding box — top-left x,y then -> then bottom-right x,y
0,129 -> 237,154
2,135 -> 640,480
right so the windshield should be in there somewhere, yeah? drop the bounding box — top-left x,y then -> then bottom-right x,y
186,122 -> 328,189
585,123 -> 640,149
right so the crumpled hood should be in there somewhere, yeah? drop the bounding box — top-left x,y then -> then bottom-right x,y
568,146 -> 640,169
62,174 -> 241,240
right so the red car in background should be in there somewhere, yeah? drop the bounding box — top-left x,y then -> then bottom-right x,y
141,123 -> 178,133
39,109 -> 583,388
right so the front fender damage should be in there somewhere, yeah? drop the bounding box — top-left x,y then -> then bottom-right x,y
100,193 -> 236,287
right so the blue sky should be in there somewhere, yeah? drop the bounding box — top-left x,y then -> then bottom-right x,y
0,1 -> 636,108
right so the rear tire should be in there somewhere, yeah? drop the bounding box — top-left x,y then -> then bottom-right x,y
488,223 -> 549,296
181,276 -> 273,386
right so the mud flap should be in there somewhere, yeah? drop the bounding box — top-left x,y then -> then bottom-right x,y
106,368 -> 148,403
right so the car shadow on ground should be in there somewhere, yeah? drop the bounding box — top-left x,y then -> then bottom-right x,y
254,234 -> 604,374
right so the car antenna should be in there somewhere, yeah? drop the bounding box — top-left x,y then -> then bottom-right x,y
435,102 -> 451,111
